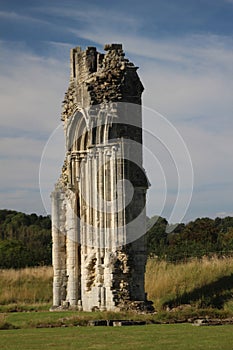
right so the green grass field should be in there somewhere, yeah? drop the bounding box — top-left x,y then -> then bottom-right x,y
0,324 -> 233,350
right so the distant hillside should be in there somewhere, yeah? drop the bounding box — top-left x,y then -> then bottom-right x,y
0,210 -> 51,268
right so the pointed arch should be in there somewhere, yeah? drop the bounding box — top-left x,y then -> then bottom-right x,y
66,110 -> 90,152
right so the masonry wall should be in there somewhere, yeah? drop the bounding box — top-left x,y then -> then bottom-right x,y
51,44 -> 151,312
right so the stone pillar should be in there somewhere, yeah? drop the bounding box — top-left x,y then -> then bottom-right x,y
110,146 -> 117,249
51,189 -> 66,307
117,142 -> 126,247
66,190 -> 79,307
98,149 -> 104,308
87,152 -> 93,247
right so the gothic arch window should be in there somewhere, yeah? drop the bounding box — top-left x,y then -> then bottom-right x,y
66,111 -> 90,152
75,117 -> 87,152
95,113 -> 111,145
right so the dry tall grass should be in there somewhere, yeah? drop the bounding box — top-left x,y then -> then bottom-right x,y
0,266 -> 53,305
145,256 -> 233,310
1,257 -> 233,312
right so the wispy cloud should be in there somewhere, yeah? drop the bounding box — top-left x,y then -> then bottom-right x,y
74,28 -> 233,68
35,6 -> 141,31
36,4 -> 233,68
0,10 -> 49,25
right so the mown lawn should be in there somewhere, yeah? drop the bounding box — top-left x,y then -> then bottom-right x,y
0,324 -> 233,350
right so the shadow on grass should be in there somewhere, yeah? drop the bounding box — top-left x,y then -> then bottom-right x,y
164,273 -> 233,309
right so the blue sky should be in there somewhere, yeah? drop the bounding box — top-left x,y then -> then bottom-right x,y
0,0 -> 232,222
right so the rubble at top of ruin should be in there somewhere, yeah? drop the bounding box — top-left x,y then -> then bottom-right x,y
61,44 -> 144,122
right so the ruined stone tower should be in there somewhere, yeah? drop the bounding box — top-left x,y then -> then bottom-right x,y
51,44 -> 150,311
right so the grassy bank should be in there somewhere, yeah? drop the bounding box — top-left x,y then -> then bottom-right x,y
145,256 -> 233,312
0,266 -> 53,310
1,256 -> 233,316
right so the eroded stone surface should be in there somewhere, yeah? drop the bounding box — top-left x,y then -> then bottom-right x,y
51,44 -> 151,312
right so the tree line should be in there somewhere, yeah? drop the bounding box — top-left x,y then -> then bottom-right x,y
146,216 -> 233,261
1,209 -> 233,268
0,210 -> 51,268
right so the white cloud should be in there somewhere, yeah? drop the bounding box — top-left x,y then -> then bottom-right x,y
0,41 -> 68,135
178,126 -> 233,184
0,42 -> 68,214
141,59 -> 233,125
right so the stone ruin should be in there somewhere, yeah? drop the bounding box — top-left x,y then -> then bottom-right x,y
51,44 -> 152,312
